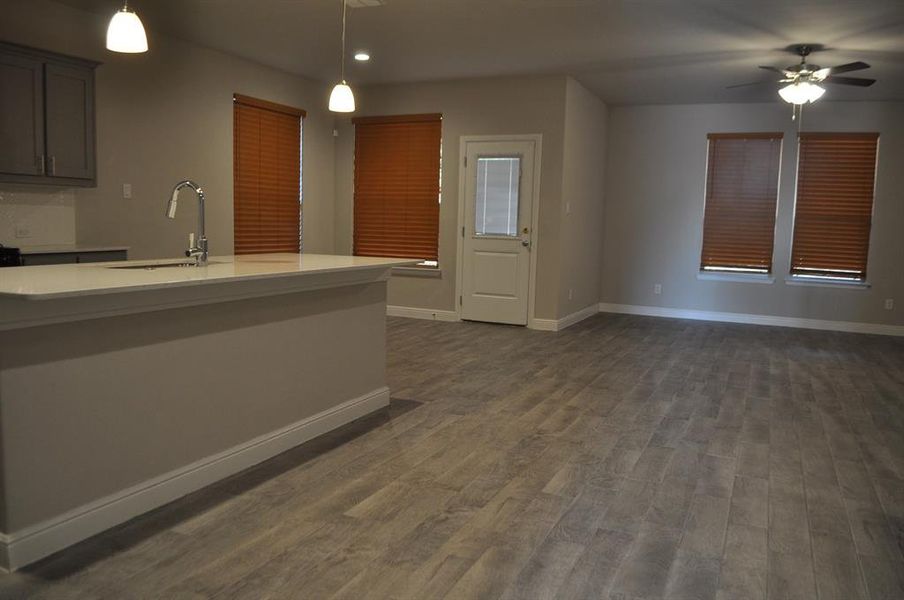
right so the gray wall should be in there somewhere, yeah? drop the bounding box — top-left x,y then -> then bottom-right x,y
0,0 -> 336,259
559,78 -> 608,317
334,76 -> 568,319
603,101 -> 904,326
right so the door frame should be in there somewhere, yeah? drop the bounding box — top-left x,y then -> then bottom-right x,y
455,134 -> 543,328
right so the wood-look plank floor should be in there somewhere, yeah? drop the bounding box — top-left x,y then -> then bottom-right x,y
2,314 -> 904,599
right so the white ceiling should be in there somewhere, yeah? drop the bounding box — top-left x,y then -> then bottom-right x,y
60,0 -> 904,104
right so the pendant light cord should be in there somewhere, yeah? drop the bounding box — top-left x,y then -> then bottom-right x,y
339,0 -> 347,83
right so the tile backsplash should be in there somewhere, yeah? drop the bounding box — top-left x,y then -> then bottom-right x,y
0,188 -> 76,248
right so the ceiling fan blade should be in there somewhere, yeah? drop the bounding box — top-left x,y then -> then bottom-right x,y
823,75 -> 876,87
726,80 -> 778,89
758,66 -> 787,75
827,61 -> 870,74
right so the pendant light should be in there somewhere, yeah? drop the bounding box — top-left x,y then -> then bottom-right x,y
106,1 -> 148,54
328,0 -> 356,113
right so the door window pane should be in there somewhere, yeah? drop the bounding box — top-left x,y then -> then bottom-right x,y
475,157 -> 520,236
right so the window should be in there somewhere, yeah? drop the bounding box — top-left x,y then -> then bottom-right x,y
700,133 -> 783,274
352,113 -> 442,261
233,94 -> 304,254
790,132 -> 879,281
475,157 -> 520,237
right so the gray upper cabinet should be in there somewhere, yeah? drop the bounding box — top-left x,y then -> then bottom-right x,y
0,42 -> 98,186
45,63 -> 95,180
0,53 -> 44,176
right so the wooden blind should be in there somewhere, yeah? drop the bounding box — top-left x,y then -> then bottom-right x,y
700,133 -> 783,272
790,132 -> 879,280
233,94 -> 304,254
353,113 -> 442,260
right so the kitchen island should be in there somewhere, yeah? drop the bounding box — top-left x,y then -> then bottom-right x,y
0,253 -> 414,570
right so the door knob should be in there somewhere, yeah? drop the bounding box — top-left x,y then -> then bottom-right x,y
521,239 -> 531,248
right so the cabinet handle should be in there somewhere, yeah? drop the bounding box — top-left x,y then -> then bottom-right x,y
37,155 -> 45,175
48,156 -> 56,176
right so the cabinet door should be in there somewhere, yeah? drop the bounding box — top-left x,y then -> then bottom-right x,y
45,62 -> 95,180
0,52 -> 45,176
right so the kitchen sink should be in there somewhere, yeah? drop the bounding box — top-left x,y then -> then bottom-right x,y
107,260 -> 214,270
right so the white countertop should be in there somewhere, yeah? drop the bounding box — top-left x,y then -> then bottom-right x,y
17,244 -> 130,255
0,253 -> 417,300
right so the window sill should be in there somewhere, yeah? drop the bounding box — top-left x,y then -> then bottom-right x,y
392,265 -> 442,278
697,271 -> 774,284
785,276 -> 871,290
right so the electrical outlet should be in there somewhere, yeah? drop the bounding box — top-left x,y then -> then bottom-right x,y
654,283 -> 662,295
885,299 -> 894,310
565,202 -> 571,215
122,183 -> 132,199
568,288 -> 574,301
14,224 -> 31,238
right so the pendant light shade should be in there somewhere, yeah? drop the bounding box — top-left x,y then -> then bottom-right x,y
329,0 -> 356,113
329,81 -> 356,112
106,3 -> 148,53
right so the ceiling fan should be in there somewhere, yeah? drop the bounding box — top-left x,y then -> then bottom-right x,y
729,44 -> 876,105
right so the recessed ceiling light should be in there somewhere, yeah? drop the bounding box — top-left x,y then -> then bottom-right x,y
354,52 -> 371,62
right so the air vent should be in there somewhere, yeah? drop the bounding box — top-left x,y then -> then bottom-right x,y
346,0 -> 385,7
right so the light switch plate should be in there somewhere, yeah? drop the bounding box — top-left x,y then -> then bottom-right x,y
122,183 -> 132,199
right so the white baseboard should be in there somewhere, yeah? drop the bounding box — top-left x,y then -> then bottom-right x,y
557,304 -> 601,330
529,318 -> 557,331
386,304 -> 596,331
389,300 -> 904,336
0,386 -> 390,572
598,303 -> 904,336
530,304 -> 599,332
386,305 -> 459,322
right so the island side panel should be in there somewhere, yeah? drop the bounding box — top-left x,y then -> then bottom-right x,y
0,281 -> 388,554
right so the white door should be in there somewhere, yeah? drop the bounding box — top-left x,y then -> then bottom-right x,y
460,139 -> 537,325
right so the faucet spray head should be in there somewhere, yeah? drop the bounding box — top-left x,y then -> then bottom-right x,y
166,189 -> 179,219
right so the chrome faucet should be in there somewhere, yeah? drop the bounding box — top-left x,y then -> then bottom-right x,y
166,180 -> 208,266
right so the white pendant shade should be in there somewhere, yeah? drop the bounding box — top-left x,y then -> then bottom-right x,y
329,82 -> 356,113
106,7 -> 148,54
778,81 -> 825,105
328,0 -> 356,112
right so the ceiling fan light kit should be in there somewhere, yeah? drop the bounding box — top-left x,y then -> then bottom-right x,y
779,81 -> 825,105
